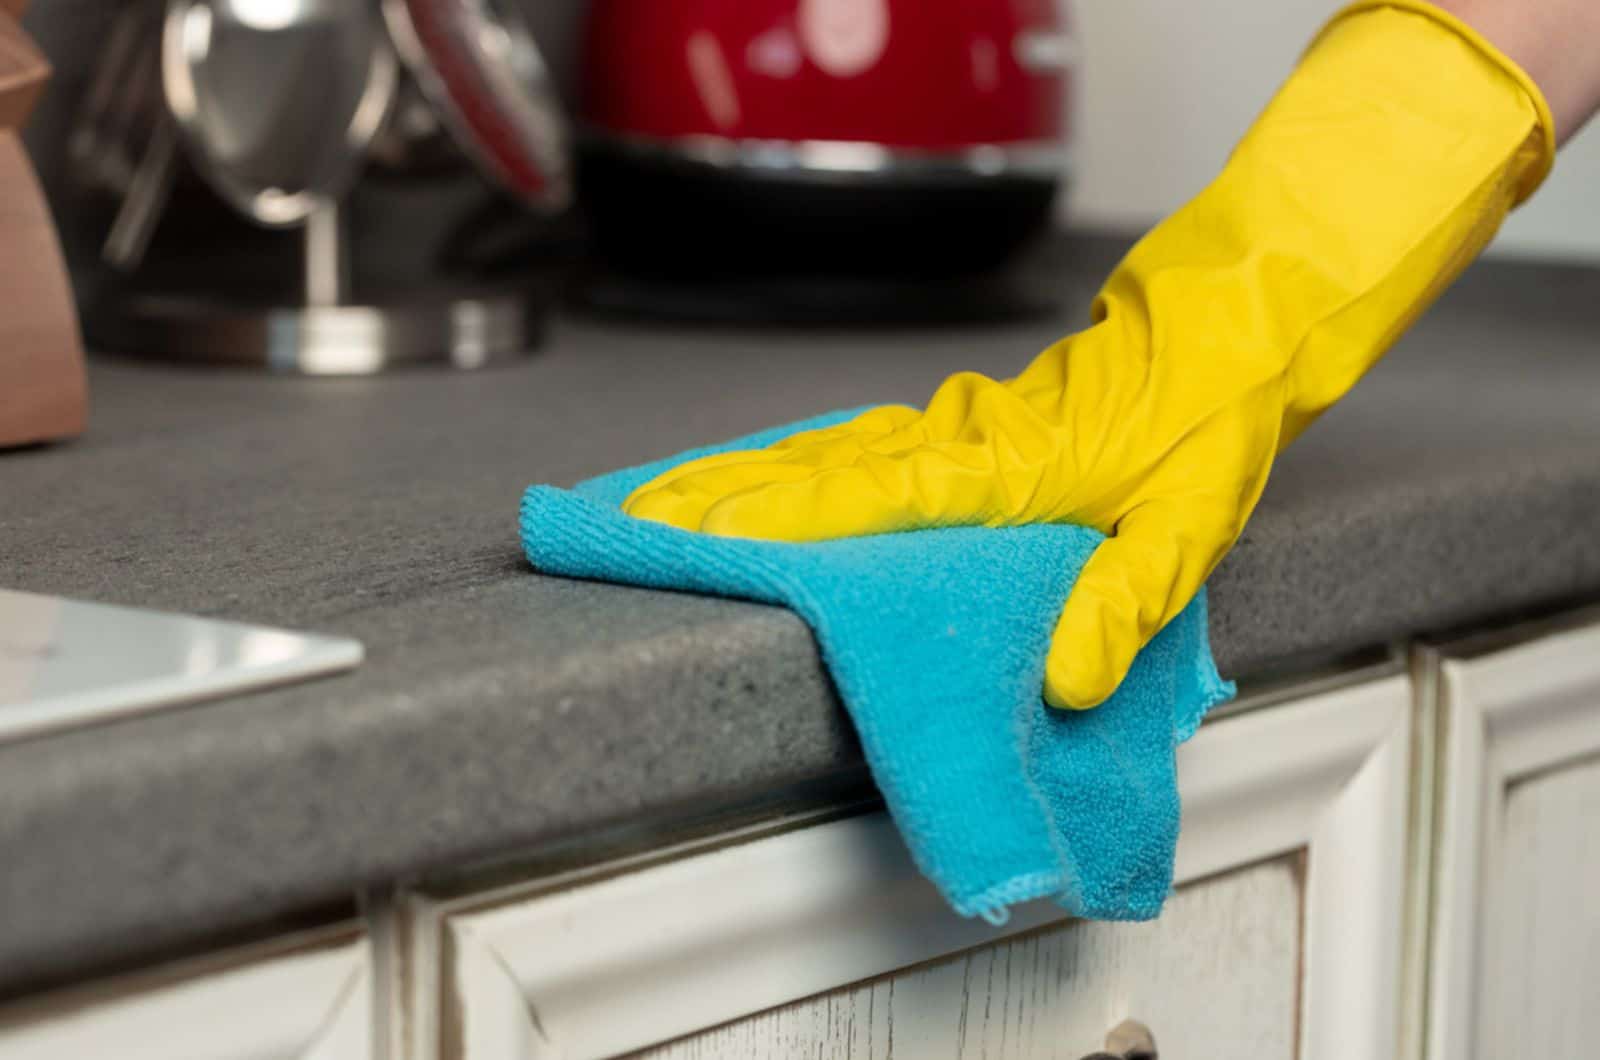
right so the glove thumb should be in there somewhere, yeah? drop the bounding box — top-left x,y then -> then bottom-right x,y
1044,500 -> 1231,709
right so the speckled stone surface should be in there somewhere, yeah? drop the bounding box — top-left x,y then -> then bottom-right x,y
1,245 -> 1598,994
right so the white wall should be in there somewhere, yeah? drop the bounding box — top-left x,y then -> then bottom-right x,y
1064,0 -> 1600,262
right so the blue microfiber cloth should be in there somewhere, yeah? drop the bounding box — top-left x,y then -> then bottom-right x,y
520,410 -> 1235,922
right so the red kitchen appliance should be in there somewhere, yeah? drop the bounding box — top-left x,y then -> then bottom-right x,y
578,0 -> 1073,282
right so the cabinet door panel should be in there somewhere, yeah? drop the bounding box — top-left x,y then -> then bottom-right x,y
1484,755 -> 1600,1059
636,856 -> 1302,1060
1430,619 -> 1600,1060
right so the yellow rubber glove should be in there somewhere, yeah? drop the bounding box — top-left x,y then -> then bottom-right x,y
624,0 -> 1554,709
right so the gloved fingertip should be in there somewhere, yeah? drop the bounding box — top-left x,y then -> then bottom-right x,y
619,488 -> 658,519
621,487 -> 697,529
1043,656 -> 1114,711
699,494 -> 777,539
1042,589 -> 1138,710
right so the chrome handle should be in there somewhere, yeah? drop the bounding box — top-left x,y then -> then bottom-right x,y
1081,1019 -> 1157,1060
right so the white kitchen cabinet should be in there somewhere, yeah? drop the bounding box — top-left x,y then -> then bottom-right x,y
0,923 -> 374,1060
1425,617 -> 1600,1060
9,614 -> 1600,1058
402,673 -> 1416,1060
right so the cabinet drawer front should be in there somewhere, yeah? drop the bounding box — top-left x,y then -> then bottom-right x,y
635,856 -> 1302,1060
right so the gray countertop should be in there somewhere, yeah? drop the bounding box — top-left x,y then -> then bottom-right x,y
3,241 -> 1599,995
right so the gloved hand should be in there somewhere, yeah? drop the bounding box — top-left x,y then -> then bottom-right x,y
624,0 -> 1554,709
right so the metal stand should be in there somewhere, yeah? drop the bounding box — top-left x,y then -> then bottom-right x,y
87,289 -> 543,375
89,201 -> 546,375
303,203 -> 351,309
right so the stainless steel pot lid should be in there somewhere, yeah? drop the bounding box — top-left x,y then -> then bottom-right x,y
383,0 -> 572,211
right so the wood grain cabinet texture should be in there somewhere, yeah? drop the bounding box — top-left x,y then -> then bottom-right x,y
1427,619 -> 1600,1060
1490,757 -> 1600,1058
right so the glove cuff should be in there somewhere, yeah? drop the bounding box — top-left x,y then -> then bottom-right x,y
1318,0 -> 1556,204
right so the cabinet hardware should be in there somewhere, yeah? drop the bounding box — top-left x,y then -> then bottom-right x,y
1080,1018 -> 1157,1060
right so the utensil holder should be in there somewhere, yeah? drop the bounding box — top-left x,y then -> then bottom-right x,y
76,0 -> 553,376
